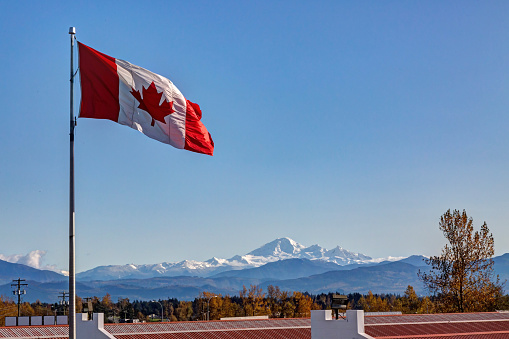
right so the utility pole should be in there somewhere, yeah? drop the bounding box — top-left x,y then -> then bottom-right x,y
11,278 -> 27,318
58,291 -> 69,315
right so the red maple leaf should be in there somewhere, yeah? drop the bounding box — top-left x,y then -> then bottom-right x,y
130,82 -> 174,126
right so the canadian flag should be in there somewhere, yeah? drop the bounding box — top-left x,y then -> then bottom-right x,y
78,42 -> 214,156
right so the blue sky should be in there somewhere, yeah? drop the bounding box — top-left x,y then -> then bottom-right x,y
1,1 -> 508,272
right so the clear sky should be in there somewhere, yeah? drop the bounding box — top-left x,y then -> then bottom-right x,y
1,1 -> 508,273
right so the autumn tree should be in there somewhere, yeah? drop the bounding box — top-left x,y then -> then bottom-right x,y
20,302 -> 35,316
32,300 -> 51,317
218,296 -> 236,319
418,209 -> 504,312
0,296 -> 17,326
197,292 -> 221,320
164,300 -> 176,322
240,285 -> 267,316
401,285 -> 419,313
418,296 -> 435,314
292,292 -> 315,317
136,311 -> 147,322
281,299 -> 296,318
175,301 -> 193,321
358,291 -> 389,312
101,294 -> 112,309
267,285 -> 283,317
75,296 -> 83,313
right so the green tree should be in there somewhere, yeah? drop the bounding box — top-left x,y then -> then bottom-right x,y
418,209 -> 504,312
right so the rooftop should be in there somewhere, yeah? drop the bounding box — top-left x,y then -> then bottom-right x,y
2,312 -> 509,339
364,312 -> 509,339
105,318 -> 310,339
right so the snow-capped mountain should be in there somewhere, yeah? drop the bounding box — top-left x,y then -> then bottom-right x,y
76,237 -> 376,281
236,238 -> 372,266
248,238 -> 305,257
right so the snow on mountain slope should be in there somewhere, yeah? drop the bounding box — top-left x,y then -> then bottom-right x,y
76,237 -> 379,281
247,237 -> 305,257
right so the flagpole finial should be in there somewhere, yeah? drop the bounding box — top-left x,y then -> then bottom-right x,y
69,27 -> 76,35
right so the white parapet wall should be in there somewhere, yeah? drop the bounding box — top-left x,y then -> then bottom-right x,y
18,317 -> 30,326
5,317 -> 16,327
76,313 -> 116,339
5,316 -> 46,326
44,316 -> 55,325
56,315 -> 68,325
311,310 -> 374,339
31,316 -> 43,325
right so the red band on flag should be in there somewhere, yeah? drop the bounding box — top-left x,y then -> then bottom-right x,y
78,43 -> 120,122
184,100 -> 214,156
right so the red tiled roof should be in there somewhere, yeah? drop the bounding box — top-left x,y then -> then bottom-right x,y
364,312 -> 509,339
105,318 -> 311,339
365,322 -> 509,338
105,318 -> 309,334
0,324 -> 68,338
369,334 -> 509,339
365,313 -> 509,325
113,328 -> 310,339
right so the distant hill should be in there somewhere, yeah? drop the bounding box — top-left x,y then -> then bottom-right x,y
493,253 -> 509,283
260,261 -> 429,295
398,255 -> 429,267
375,255 -> 429,267
0,280 -> 99,302
0,276 -> 262,303
0,259 -> 65,285
82,276 -> 259,301
213,256 -> 431,281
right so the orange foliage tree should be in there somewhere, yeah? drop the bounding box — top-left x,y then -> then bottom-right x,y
418,209 -> 504,312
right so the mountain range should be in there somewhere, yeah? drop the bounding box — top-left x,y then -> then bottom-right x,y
1,238 -> 508,302
75,238 -> 374,281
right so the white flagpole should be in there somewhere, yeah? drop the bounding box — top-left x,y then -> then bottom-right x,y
68,26 -> 76,339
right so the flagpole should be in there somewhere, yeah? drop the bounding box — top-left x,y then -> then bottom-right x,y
68,26 -> 76,339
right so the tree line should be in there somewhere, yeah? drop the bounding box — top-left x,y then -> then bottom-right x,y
1,284 -> 509,326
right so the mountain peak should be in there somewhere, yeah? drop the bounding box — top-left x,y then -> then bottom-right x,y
247,237 -> 305,257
